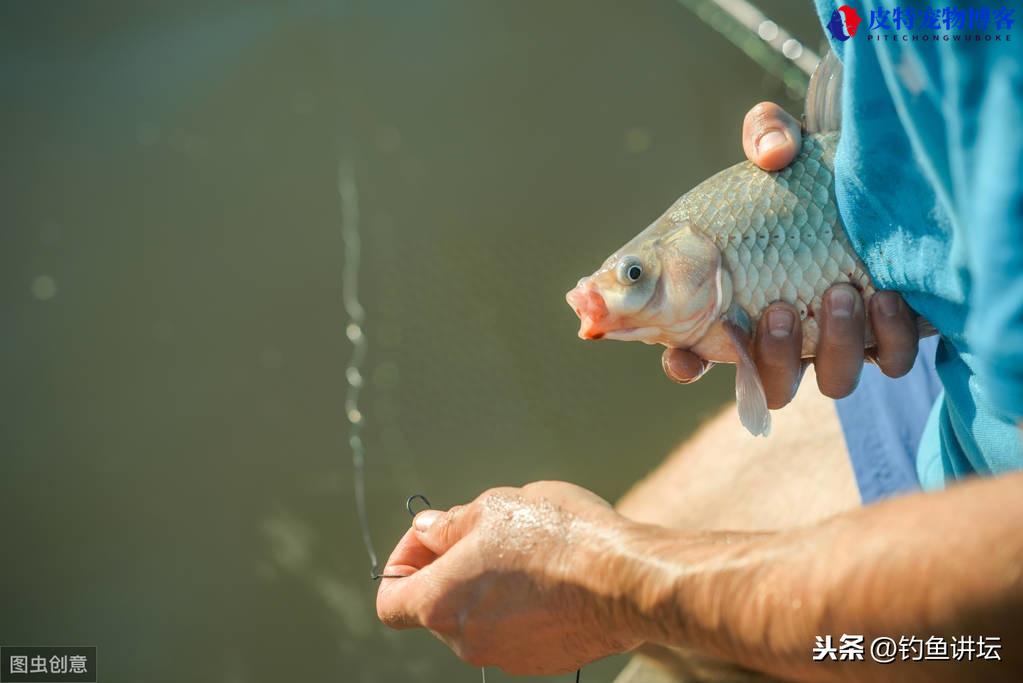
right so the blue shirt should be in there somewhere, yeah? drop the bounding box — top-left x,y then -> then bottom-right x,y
836,337 -> 942,503
815,0 -> 1023,489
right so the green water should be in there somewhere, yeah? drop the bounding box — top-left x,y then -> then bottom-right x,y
2,2 -> 820,681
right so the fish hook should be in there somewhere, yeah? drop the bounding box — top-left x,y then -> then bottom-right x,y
406,493 -> 432,516
372,495 -> 583,681
370,494 -> 433,580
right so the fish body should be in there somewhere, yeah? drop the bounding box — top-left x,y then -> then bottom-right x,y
566,131 -> 875,436
680,131 -> 874,360
564,51 -> 921,436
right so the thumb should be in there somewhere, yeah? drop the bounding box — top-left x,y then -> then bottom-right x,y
741,101 -> 802,172
413,504 -> 477,555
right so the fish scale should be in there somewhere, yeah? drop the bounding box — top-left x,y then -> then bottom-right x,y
678,131 -> 875,355
563,51 -> 922,435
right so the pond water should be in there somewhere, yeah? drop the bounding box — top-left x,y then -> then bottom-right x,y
2,2 -> 821,680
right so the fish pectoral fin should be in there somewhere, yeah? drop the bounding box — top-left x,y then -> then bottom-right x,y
722,320 -> 771,437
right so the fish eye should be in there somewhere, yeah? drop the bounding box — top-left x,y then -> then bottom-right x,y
617,258 -> 643,285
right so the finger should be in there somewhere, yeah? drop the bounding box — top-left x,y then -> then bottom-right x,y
754,302 -> 803,409
868,291 -> 918,378
742,102 -> 802,171
815,284 -> 866,398
380,526 -> 439,578
662,348 -> 714,384
376,562 -> 433,630
376,529 -> 436,630
414,503 -> 479,556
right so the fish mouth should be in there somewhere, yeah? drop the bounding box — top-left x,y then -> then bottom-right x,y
602,326 -> 661,342
566,284 -> 609,340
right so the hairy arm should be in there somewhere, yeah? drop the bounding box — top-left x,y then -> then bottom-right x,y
617,366 -> 859,532
610,471 -> 1023,682
614,369 -> 860,681
378,415 -> 1022,681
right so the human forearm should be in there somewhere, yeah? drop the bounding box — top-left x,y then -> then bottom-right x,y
610,472 -> 1023,681
376,475 -> 1021,679
617,368 -> 859,532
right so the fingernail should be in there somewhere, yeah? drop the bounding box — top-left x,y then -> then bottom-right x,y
756,130 -> 787,155
877,293 -> 900,317
829,289 -> 855,318
414,510 -> 440,532
767,308 -> 794,338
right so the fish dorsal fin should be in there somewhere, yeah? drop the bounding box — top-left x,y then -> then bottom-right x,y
803,48 -> 843,134
722,316 -> 771,437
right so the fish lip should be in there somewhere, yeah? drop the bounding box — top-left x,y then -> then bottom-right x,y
577,324 -> 662,343
576,318 -> 607,340
566,284 -> 609,340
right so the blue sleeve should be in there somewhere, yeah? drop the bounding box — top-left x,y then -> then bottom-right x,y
952,48 -> 1023,422
814,0 -> 1023,483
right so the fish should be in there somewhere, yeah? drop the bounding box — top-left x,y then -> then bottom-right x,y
565,51 -> 908,437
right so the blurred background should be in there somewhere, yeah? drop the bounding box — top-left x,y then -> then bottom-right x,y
2,1 -> 824,681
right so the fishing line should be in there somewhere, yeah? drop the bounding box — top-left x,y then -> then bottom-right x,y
339,158 -> 390,581
340,162 -> 584,682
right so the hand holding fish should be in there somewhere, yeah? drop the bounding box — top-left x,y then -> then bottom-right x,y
661,102 -> 920,410
566,57 -> 932,436
375,482 -> 644,675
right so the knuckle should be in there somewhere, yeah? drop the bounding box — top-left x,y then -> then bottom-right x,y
477,488 -> 507,506
428,507 -> 463,542
437,505 -> 461,529
523,480 -> 559,494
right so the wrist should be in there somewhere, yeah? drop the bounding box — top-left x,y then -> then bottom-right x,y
605,522 -> 808,663
562,512 -> 677,650
584,519 -> 712,645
